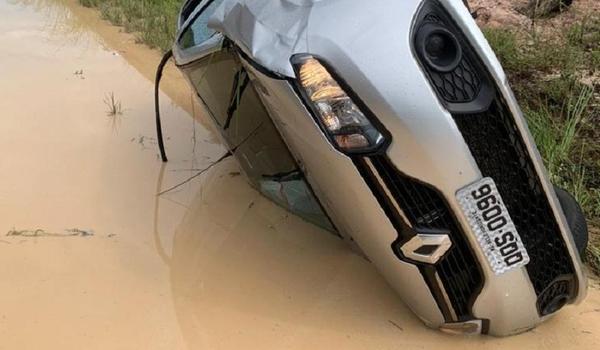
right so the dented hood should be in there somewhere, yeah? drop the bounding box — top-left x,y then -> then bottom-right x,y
207,0 -> 451,77
208,0 -> 318,77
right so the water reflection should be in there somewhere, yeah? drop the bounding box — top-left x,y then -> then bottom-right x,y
9,0 -> 97,44
155,158 -> 600,348
9,0 -> 220,143
151,157 -> 439,349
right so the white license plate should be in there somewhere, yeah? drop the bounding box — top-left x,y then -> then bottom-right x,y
457,178 -> 529,275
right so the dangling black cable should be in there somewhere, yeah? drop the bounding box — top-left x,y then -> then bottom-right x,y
155,49 -> 173,162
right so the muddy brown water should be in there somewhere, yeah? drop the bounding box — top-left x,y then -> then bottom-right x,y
0,0 -> 599,349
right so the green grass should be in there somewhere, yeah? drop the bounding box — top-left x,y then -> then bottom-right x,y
80,0 -> 183,52
79,0 -> 600,271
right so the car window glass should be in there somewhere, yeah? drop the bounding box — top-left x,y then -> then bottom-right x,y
180,0 -> 203,24
179,0 -> 225,50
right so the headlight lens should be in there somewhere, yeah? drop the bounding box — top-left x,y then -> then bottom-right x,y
291,55 -> 386,153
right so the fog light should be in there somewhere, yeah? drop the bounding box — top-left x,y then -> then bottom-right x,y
291,55 -> 386,154
542,295 -> 569,315
417,26 -> 462,72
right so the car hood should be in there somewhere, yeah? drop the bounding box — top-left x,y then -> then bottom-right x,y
208,0 -> 426,78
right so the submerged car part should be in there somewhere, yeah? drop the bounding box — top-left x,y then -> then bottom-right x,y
160,0 -> 588,337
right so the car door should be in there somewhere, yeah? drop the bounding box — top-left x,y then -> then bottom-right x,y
173,0 -> 335,231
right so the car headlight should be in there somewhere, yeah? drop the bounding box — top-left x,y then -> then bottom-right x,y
291,55 -> 387,154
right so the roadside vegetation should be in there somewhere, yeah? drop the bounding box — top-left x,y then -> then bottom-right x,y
79,0 -> 182,52
79,0 -> 600,271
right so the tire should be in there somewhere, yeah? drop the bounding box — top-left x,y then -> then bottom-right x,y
554,186 -> 588,257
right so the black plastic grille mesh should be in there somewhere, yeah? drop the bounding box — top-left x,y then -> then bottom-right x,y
453,98 -> 575,302
370,156 -> 482,320
430,59 -> 481,103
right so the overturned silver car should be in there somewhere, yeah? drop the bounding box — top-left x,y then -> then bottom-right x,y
157,0 -> 589,336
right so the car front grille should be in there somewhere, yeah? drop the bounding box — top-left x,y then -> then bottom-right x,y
412,0 -> 577,317
366,156 -> 483,321
453,97 -> 577,315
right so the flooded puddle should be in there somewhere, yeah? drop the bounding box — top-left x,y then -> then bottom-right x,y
0,0 -> 599,349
